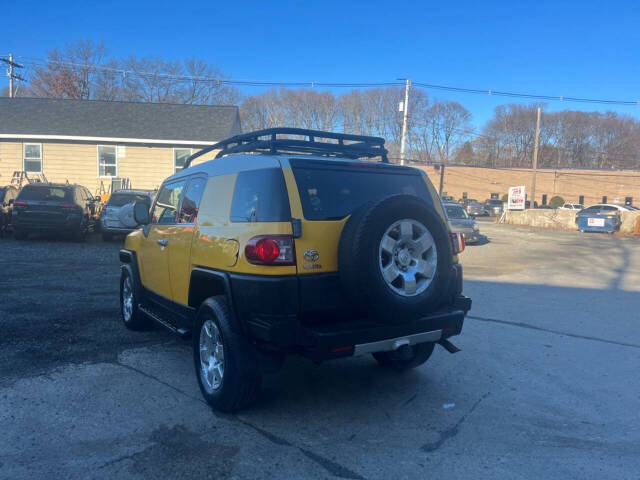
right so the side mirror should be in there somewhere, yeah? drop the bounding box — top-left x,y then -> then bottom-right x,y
133,201 -> 151,225
94,195 -> 101,202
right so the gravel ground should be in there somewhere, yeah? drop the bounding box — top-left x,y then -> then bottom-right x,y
1,226 -> 639,479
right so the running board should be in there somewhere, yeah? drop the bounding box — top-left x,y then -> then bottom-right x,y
438,338 -> 461,354
139,304 -> 191,340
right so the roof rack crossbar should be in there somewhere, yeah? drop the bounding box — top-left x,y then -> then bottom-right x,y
184,128 -> 388,168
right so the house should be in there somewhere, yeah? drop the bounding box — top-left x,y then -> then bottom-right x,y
0,98 -> 242,193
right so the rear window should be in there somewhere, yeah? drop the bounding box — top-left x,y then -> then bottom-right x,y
231,168 -> 291,222
108,193 -> 151,207
445,205 -> 468,219
17,186 -> 73,202
291,159 -> 431,221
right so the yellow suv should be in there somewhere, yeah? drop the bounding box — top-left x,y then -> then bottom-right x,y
119,128 -> 471,412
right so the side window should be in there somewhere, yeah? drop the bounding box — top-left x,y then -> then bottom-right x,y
174,148 -> 193,173
230,168 -> 291,222
152,181 -> 185,225
98,145 -> 118,177
23,143 -> 42,173
177,177 -> 207,224
75,188 -> 84,203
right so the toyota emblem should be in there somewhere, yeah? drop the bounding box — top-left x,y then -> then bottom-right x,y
304,249 -> 320,262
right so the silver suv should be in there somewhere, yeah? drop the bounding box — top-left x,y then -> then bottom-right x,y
100,189 -> 155,240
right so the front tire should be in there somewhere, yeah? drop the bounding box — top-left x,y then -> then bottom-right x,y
120,268 -> 148,330
372,342 -> 435,371
194,296 -> 261,412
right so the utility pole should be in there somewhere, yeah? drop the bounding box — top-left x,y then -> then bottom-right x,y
1,54 -> 25,98
530,107 -> 541,208
399,78 -> 411,165
438,164 -> 445,195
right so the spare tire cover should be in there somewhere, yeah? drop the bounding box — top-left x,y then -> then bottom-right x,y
118,203 -> 138,228
338,194 -> 453,323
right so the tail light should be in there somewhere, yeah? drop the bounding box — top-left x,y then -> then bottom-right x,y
245,235 -> 295,265
13,201 -> 27,207
450,232 -> 465,254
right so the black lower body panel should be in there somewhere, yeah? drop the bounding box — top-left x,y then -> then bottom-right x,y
246,295 -> 471,362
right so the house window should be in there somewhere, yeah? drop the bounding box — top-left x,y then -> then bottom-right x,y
98,145 -> 117,177
174,148 -> 192,173
23,143 -> 42,173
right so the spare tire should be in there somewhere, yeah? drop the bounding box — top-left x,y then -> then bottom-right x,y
338,194 -> 453,323
118,203 -> 138,228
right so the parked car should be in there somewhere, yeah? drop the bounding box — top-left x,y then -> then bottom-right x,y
560,203 -> 584,210
100,189 -> 155,241
0,185 -> 20,237
12,183 -> 100,241
578,204 -> 632,214
119,128 -> 471,412
460,198 -> 486,216
483,199 -> 504,216
444,202 -> 480,244
441,195 -> 455,203
575,206 -> 621,232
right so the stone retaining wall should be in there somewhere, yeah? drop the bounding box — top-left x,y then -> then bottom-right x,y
503,210 -> 640,234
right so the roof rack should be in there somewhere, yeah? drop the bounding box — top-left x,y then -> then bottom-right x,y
183,128 -> 388,169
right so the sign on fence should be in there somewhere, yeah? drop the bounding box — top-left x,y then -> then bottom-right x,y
508,186 -> 526,210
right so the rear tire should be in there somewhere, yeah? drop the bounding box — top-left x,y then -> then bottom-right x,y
372,342 -> 435,371
194,296 -> 261,412
102,232 -> 113,241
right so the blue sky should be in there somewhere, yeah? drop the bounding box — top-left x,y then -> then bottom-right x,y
2,0 -> 639,127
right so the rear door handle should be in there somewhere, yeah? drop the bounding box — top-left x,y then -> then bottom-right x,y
157,238 -> 168,247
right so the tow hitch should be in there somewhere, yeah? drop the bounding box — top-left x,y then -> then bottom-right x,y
438,338 -> 461,354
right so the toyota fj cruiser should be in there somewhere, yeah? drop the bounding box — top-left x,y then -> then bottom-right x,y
119,128 -> 471,412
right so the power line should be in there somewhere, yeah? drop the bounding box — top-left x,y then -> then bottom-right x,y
15,55 -> 640,106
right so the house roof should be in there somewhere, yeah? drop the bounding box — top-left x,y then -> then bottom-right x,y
0,98 -> 242,145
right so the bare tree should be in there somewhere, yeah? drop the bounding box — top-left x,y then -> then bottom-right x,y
183,58 -> 241,105
29,39 -> 106,99
426,100 -> 473,163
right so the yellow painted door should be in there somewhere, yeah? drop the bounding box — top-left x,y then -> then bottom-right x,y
140,179 -> 187,299
167,176 -> 207,305
140,224 -> 173,299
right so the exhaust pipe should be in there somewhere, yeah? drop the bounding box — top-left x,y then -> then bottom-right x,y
438,338 -> 461,354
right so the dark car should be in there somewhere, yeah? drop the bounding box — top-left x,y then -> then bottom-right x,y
12,183 -> 101,241
0,185 -> 20,237
100,189 -> 155,240
459,198 -> 486,217
483,199 -> 504,216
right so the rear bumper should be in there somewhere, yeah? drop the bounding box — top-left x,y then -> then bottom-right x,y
12,219 -> 82,231
229,264 -> 469,361
295,296 -> 470,361
463,232 -> 480,243
101,224 -> 136,234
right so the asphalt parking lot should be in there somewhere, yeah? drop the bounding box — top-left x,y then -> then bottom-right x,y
1,225 -> 639,479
